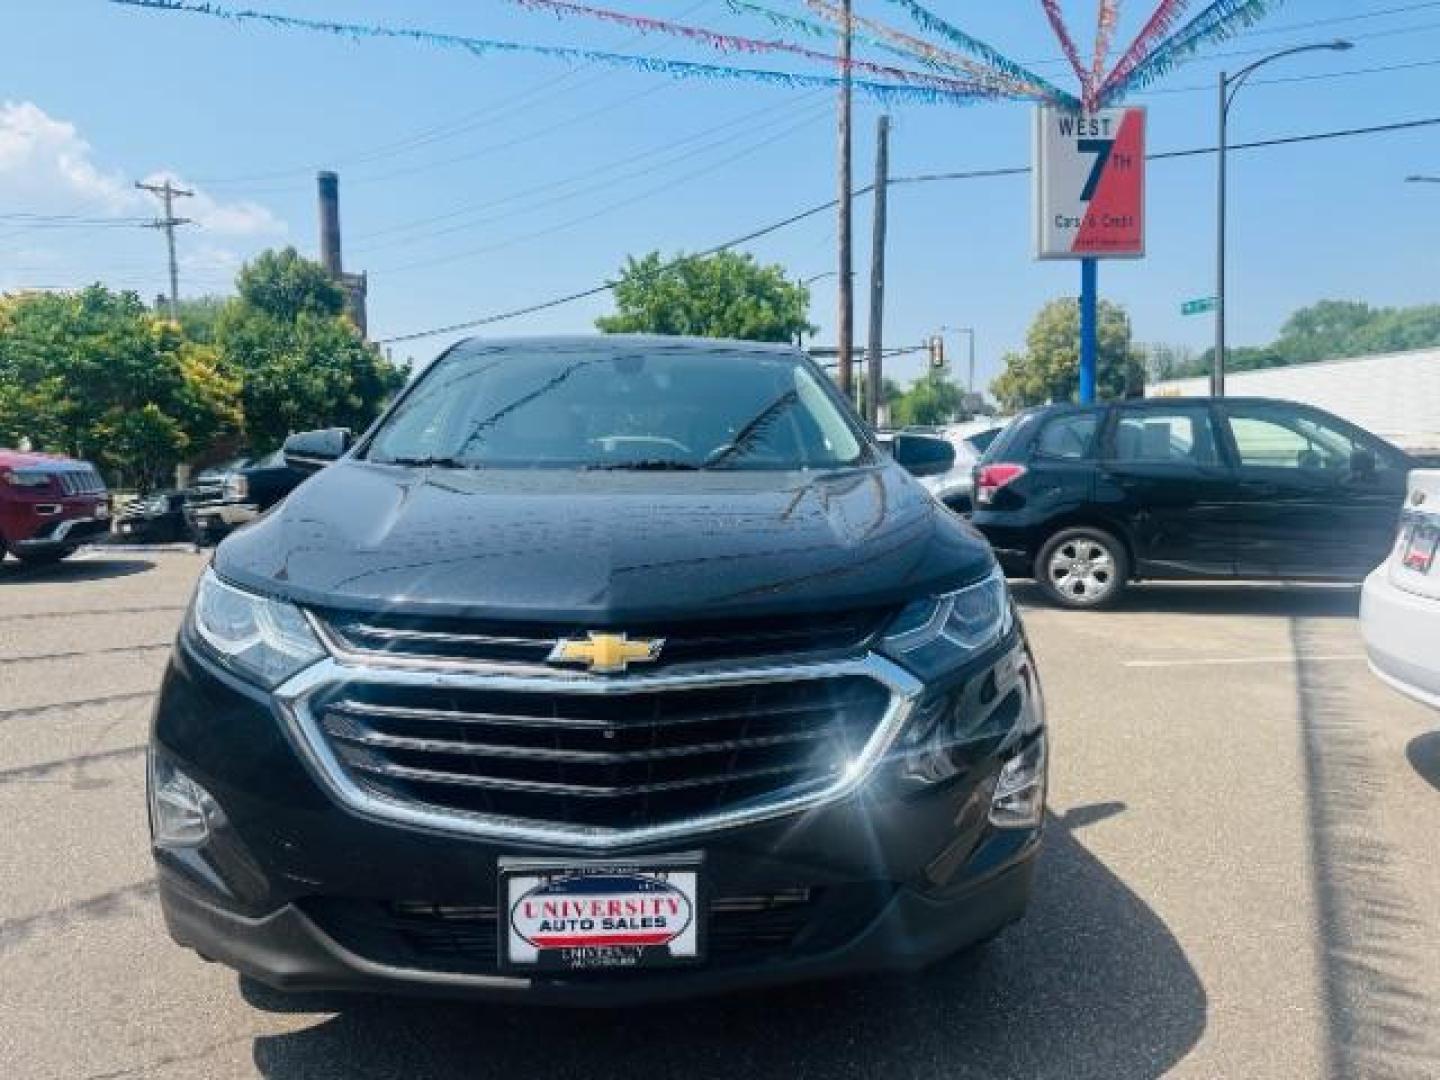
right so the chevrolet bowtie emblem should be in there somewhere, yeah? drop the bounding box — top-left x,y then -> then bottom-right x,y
547,633 -> 664,674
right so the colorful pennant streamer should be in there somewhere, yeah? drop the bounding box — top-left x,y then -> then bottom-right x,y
1100,0 -> 1195,101
1100,0 -> 1288,104
1040,0 -> 1093,106
1091,0 -> 1122,106
494,0 -> 1012,98
870,0 -> 1080,107
799,0 -> 1046,99
107,0 -> 1002,107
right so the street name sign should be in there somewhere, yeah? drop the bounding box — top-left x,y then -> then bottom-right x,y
1033,107 -> 1146,260
1182,296 -> 1218,316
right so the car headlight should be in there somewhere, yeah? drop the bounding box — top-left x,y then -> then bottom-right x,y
879,566 -> 1014,678
1,467 -> 52,488
223,474 -> 249,501
189,569 -> 325,688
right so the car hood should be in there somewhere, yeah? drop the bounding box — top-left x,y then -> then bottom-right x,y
214,461 -> 993,623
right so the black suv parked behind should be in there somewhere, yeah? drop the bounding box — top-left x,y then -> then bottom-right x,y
149,336 -> 1047,1004
971,397 -> 1418,609
184,451 -> 308,543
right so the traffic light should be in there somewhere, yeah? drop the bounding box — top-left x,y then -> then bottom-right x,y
927,335 -> 945,369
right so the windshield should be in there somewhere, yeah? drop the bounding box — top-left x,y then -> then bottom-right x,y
363,346 -> 868,471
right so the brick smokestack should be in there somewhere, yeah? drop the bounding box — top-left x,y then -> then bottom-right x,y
317,170 -> 342,277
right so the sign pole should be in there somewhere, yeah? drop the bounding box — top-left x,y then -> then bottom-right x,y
1079,258 -> 1098,404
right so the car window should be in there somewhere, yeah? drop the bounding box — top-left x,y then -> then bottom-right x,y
1113,408 -> 1219,466
364,346 -> 867,471
1034,413 -> 1099,460
979,412 -> 1040,464
1225,406 -> 1370,472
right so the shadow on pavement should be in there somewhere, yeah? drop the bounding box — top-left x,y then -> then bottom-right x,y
1292,620 -> 1440,1078
0,557 -> 155,584
1406,731 -> 1440,795
246,804 -> 1206,1080
1012,580 -> 1360,620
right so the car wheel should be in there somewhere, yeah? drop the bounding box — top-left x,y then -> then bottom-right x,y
16,546 -> 75,566
1036,527 -> 1128,609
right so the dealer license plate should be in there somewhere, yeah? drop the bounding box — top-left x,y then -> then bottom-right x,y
1403,521 -> 1438,574
500,857 -> 704,972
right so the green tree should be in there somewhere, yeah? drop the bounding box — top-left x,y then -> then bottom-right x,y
596,251 -> 815,342
892,372 -> 963,426
0,286 -> 242,489
991,298 -> 1144,410
215,248 -> 406,451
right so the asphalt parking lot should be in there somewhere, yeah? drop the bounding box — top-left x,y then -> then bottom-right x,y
3,550 -> 1440,1079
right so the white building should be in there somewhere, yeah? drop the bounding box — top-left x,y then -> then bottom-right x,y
1147,346 -> 1440,455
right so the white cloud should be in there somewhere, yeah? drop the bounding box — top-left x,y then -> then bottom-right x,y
140,170 -> 287,238
0,101 -> 287,238
0,101 -> 133,211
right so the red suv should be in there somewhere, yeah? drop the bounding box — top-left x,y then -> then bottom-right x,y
0,449 -> 110,564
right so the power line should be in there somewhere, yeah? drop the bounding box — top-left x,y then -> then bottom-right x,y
375,99 -> 834,275
189,0 -> 714,191
360,94 -> 831,261
377,113 -> 1440,345
352,89 -> 828,249
1142,55 -> 1440,96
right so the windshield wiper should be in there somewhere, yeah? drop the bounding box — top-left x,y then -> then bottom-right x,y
379,455 -> 470,468
583,459 -> 700,472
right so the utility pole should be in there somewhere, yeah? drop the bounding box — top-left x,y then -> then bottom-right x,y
136,179 -> 193,319
836,0 -> 854,403
864,115 -> 890,427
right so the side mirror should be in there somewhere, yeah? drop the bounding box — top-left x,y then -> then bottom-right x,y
890,432 -> 956,478
283,428 -> 351,473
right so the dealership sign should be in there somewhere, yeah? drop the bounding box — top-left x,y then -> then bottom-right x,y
1033,107 -> 1146,259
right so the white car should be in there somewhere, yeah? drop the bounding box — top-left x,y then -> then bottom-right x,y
911,424 -> 1003,512
1361,470 -> 1440,710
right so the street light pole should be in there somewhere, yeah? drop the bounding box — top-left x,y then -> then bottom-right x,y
1214,40 -> 1352,398
939,327 -> 977,393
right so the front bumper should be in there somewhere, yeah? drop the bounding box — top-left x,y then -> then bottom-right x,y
151,627 -> 1045,1003
186,503 -> 259,532
12,515 -> 110,551
1362,565 -> 1440,711
158,854 -> 1034,1005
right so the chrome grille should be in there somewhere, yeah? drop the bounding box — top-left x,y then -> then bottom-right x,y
309,676 -> 893,834
57,468 -> 105,495
316,607 -> 891,669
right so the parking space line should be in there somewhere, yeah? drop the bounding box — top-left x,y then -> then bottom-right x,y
1125,654 -> 1367,669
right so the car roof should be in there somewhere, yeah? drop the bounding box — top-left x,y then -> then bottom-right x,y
447,334 -> 804,359
1022,396 -> 1316,415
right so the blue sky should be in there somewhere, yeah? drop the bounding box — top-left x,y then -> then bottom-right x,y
2,0 -> 1438,389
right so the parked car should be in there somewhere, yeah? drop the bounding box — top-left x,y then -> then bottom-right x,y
114,489 -> 187,543
970,397 -> 1417,609
1362,470 -> 1440,711
906,425 -> 1006,513
149,336 -> 1047,1004
0,449 -> 109,564
184,450 -> 308,543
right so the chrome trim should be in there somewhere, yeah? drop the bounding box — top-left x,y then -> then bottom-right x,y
307,613 -> 569,678
15,515 -> 105,548
346,624 -> 557,649
272,653 -> 922,850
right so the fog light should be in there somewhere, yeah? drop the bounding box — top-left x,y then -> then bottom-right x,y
989,734 -> 1046,829
148,750 -> 224,848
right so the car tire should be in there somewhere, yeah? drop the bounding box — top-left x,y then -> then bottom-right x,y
1035,527 -> 1129,610
16,546 -> 75,566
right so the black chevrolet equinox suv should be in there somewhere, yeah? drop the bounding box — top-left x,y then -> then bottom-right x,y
149,336 -> 1047,1004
